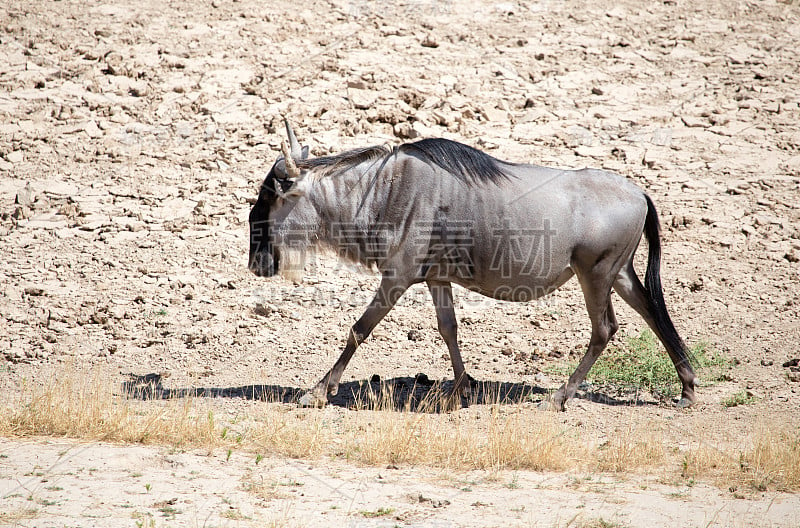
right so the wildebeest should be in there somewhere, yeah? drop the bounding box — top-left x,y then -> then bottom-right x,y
248,121 -> 696,411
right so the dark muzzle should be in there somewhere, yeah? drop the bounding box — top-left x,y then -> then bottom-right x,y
248,250 -> 278,277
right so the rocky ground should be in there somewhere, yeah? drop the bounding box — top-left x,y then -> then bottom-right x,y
1,0 -> 800,526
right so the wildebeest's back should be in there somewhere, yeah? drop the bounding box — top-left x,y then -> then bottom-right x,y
384,155 -> 648,300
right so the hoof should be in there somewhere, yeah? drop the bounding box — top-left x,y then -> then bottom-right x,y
675,397 -> 694,409
297,391 -> 328,408
441,394 -> 465,412
537,399 -> 564,412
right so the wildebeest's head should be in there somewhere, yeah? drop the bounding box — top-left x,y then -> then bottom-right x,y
248,120 -> 312,279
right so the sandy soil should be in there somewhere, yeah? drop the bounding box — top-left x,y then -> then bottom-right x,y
2,0 -> 800,526
2,438 -> 799,527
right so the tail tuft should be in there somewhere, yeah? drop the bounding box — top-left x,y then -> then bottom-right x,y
643,195 -> 695,370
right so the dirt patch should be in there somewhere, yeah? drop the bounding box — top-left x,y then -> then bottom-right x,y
2,438 -> 798,527
1,0 -> 799,525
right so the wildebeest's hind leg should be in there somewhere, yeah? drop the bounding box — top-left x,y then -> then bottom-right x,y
543,271 -> 619,411
297,276 -> 408,408
613,262 -> 697,407
427,281 -> 470,404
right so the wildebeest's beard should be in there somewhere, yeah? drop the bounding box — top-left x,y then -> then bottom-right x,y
248,170 -> 284,277
248,198 -> 277,277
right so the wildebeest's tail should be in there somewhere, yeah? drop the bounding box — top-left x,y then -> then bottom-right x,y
642,194 -> 694,370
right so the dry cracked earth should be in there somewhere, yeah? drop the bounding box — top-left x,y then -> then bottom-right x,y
1,0 -> 800,526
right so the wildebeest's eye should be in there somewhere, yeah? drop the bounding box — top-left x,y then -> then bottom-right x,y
273,177 -> 293,196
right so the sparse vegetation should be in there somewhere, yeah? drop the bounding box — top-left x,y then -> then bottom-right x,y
0,364 -> 797,496
721,390 -> 757,408
360,507 -> 394,518
571,518 -> 627,528
0,508 -> 38,524
548,329 -> 731,401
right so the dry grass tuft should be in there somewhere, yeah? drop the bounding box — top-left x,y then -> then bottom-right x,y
346,404 -> 581,471
595,423 -> 666,473
2,365 -> 798,493
1,365 -> 223,449
682,425 -> 800,492
0,508 -> 39,525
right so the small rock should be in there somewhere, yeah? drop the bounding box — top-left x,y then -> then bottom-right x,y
480,106 -> 508,122
421,35 -> 439,48
11,206 -> 31,220
782,358 -> 799,368
574,145 -> 611,158
407,329 -> 423,341
643,148 -> 672,170
689,278 -> 705,292
788,371 -> 800,383
175,122 -> 194,138
501,347 -> 513,356
24,286 -> 45,296
84,120 -> 103,139
253,303 -> 274,317
681,115 -> 708,128
348,88 -> 377,110
760,359 -> 773,366
394,122 -> 419,139
6,150 -> 24,164
15,183 -> 34,206
346,79 -> 368,90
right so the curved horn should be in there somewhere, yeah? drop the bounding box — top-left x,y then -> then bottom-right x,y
280,140 -> 301,179
284,119 -> 301,158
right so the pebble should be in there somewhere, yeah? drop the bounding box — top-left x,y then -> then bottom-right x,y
6,150 -> 24,163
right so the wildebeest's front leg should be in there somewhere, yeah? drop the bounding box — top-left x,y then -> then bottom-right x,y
427,281 -> 470,402
297,276 -> 408,408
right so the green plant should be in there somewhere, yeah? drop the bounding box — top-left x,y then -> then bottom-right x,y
690,339 -> 733,381
573,518 -> 627,528
586,329 -> 682,398
360,507 -> 394,518
552,330 -> 729,400
133,512 -> 155,528
158,504 -> 180,518
505,473 -> 520,489
721,390 -> 756,408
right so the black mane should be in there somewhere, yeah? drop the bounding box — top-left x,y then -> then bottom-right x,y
292,138 -> 511,186
400,138 -> 511,185
295,145 -> 393,177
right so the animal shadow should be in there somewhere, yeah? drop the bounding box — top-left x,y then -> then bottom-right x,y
121,373 -> 657,412
122,372 -> 547,412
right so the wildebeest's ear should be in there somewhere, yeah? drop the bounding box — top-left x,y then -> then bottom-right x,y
301,145 -> 309,160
